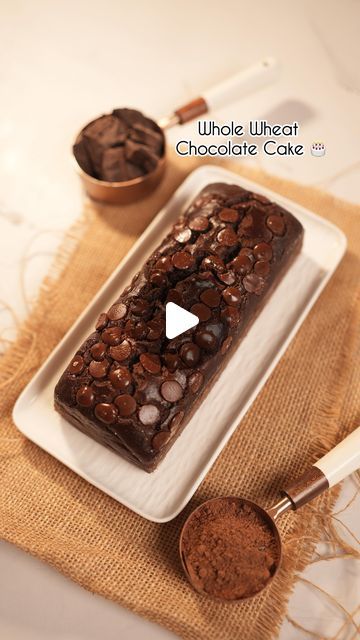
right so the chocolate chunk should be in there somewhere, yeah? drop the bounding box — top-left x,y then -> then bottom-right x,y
267,214 -> 285,236
109,366 -> 132,390
152,430 -> 171,451
129,123 -> 164,155
254,242 -> 273,261
140,353 -> 161,374
74,108 -> 163,183
68,355 -> 84,375
102,326 -> 123,345
217,228 -> 238,247
114,394 -> 137,417
90,342 -> 107,360
180,342 -> 200,367
190,303 -> 211,322
219,208 -> 239,223
222,287 -> 242,306
189,371 -> 204,393
139,404 -> 160,425
76,385 -> 95,407
89,359 -> 110,379
172,251 -> 195,270
108,302 -> 127,320
125,139 -> 158,172
243,273 -> 265,295
101,147 -> 129,182
195,331 -> 217,352
95,402 -> 118,424
109,340 -> 132,361
189,216 -> 209,232
160,380 -> 184,402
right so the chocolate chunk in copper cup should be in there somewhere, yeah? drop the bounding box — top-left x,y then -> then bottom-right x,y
72,109 -> 166,205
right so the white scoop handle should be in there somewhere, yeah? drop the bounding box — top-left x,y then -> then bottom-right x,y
283,426 -> 360,510
160,57 -> 280,128
203,56 -> 279,110
314,425 -> 360,487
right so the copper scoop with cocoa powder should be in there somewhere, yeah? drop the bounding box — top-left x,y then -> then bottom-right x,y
180,425 -> 360,602
73,57 -> 278,204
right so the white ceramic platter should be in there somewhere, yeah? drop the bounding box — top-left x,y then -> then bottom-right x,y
13,165 -> 347,522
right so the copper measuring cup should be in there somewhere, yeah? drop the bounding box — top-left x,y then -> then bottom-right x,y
180,425 -> 360,602
73,57 -> 279,204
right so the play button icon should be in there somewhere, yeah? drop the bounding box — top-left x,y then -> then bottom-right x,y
165,302 -> 199,340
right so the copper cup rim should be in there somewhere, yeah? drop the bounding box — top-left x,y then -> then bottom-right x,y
179,495 -> 283,603
72,114 -> 167,190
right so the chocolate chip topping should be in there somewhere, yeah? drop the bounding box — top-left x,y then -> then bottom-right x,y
189,216 -> 209,232
254,260 -> 270,277
95,313 -> 108,331
189,371 -> 204,393
190,303 -> 211,322
152,430 -> 171,451
174,227 -> 192,243
200,288 -> 221,308
222,287 -> 242,306
172,251 -> 195,270
232,254 -> 252,274
160,380 -> 184,402
76,385 -> 95,407
219,207 -> 239,223
102,326 -> 123,345
109,366 -> 132,390
115,394 -> 137,417
267,214 -> 285,236
139,404 -> 160,425
90,342 -> 107,360
243,273 -> 265,295
180,342 -> 200,367
89,359 -> 110,379
109,340 -> 132,361
68,355 -> 84,375
254,242 -> 273,261
95,403 -> 118,424
217,227 -> 238,247
139,353 -> 161,374
195,331 -> 217,352
108,302 -> 127,320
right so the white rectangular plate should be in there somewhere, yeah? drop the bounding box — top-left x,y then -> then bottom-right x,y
13,165 -> 346,522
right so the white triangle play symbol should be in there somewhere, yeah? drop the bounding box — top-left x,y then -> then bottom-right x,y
165,302 -> 199,340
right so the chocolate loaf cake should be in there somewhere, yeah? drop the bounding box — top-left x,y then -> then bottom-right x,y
54,183 -> 304,472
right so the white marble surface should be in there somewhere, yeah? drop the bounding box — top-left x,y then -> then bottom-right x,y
0,0 -> 359,638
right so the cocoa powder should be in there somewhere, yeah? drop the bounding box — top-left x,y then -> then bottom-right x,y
180,497 -> 280,601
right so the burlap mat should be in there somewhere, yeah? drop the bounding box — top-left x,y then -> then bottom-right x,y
0,155 -> 359,640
